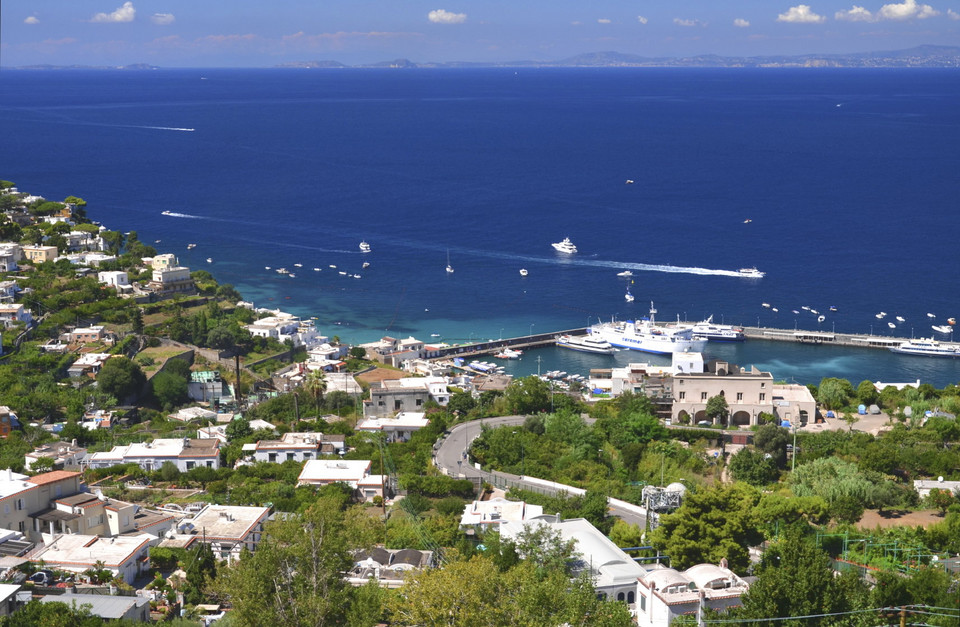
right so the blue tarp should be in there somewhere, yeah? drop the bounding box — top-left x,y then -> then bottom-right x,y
826,410 -> 836,418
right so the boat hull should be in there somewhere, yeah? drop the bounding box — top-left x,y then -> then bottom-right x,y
556,335 -> 615,355
591,323 -> 707,355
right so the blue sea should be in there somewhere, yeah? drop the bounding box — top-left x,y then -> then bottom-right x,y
2,68 -> 959,386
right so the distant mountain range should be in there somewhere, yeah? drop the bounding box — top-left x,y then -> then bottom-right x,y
8,46 -> 960,71
277,45 -> 960,69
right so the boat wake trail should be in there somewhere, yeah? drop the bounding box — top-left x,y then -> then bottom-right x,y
470,250 -> 745,278
133,126 -> 195,132
161,211 -> 202,219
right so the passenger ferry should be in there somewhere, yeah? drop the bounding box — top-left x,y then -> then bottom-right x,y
590,302 -> 707,355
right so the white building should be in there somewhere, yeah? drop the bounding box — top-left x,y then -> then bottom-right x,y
173,504 -> 270,563
459,497 -> 544,531
244,313 -> 325,348
500,516 -> 648,604
635,563 -> 750,627
246,432 -> 345,464
364,377 -> 451,418
297,459 -> 384,502
83,438 -> 220,472
25,440 -> 87,470
357,411 -> 431,443
30,533 -> 157,585
0,304 -> 31,328
97,270 -> 130,288
914,478 -> 960,499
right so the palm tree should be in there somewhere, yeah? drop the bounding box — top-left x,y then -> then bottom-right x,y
303,369 -> 327,417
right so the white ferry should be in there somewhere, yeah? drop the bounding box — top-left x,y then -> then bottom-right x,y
556,334 -> 615,355
590,302 -> 707,355
890,338 -> 960,359
737,267 -> 765,278
685,315 -> 745,342
551,237 -> 577,254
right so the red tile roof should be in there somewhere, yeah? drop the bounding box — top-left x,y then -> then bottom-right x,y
26,470 -> 81,486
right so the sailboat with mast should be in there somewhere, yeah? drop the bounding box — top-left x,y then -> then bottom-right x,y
446,250 -> 454,274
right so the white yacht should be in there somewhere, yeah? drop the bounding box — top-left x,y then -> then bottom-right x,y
556,334 -> 615,355
359,241 -> 371,253
552,237 -> 577,254
737,267 -> 765,278
493,348 -> 523,359
590,302 -> 707,355
890,338 -> 960,358
625,286 -> 635,302
685,315 -> 745,342
932,325 -> 953,334
446,249 -> 454,274
616,270 -> 633,277
519,268 -> 528,277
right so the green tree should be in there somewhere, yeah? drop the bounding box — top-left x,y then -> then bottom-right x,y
737,529 -> 868,625
503,376 -> 552,414
729,448 -> 780,486
926,488 -> 955,516
753,423 -> 792,468
184,542 -> 216,605
705,394 -> 729,424
214,499 -> 372,627
159,461 -> 181,482
817,377 -> 854,410
650,482 -> 762,572
303,369 -> 327,417
151,371 -> 189,409
0,599 -> 102,627
855,380 -> 878,405
95,356 -> 146,402
447,389 -> 477,416
225,417 -> 252,441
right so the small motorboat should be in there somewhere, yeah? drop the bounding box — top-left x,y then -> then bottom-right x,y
888,322 -> 896,329
617,271 -> 633,277
519,268 -> 528,276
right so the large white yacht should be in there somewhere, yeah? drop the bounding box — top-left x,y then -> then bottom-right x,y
556,334 -> 615,355
890,338 -> 960,358
685,315 -> 745,342
590,302 -> 707,355
551,237 -> 577,254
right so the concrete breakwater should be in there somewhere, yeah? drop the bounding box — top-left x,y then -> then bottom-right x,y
429,324 -> 917,361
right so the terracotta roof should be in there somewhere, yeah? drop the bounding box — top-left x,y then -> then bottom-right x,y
27,470 -> 81,486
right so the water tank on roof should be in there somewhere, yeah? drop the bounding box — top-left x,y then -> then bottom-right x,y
665,482 -> 687,495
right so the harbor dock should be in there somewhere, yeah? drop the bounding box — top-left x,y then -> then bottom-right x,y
429,324 -> 917,360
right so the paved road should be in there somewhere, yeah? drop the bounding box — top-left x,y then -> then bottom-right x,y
434,415 -> 648,527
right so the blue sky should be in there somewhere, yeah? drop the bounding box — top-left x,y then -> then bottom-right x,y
2,0 -> 959,67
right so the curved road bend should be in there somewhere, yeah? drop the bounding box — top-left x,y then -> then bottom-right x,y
433,415 -> 648,528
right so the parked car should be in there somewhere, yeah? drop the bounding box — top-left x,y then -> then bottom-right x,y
28,570 -> 55,586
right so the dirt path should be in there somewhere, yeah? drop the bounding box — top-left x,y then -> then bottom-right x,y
858,508 -> 945,530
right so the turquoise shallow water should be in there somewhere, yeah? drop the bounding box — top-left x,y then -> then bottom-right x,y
1,68 -> 958,386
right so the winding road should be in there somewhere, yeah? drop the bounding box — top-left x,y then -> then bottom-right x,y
433,415 -> 648,528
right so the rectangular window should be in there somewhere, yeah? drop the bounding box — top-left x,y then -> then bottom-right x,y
15,499 -> 24,511
286,453 -> 295,461
415,399 -> 423,407
268,453 -> 277,462
701,392 -> 708,401
736,392 -> 743,401
394,400 -> 402,411
186,461 -> 195,470
761,382 -> 766,388
760,393 -> 766,401
640,595 -> 646,611
679,391 -> 686,400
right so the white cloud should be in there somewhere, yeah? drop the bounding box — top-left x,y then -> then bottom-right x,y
637,15 -> 648,25
949,8 -> 960,19
878,0 -> 938,20
835,6 -> 874,21
734,18 -> 751,27
673,18 -> 704,27
777,5 -> 827,23
90,2 -> 135,23
427,9 -> 466,24
597,18 -> 611,24
24,16 -> 39,25
151,13 -> 175,26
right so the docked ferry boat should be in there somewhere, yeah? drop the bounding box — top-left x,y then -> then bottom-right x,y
890,338 -> 960,358
685,315 -> 746,342
556,334 -> 615,355
590,303 -> 707,355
